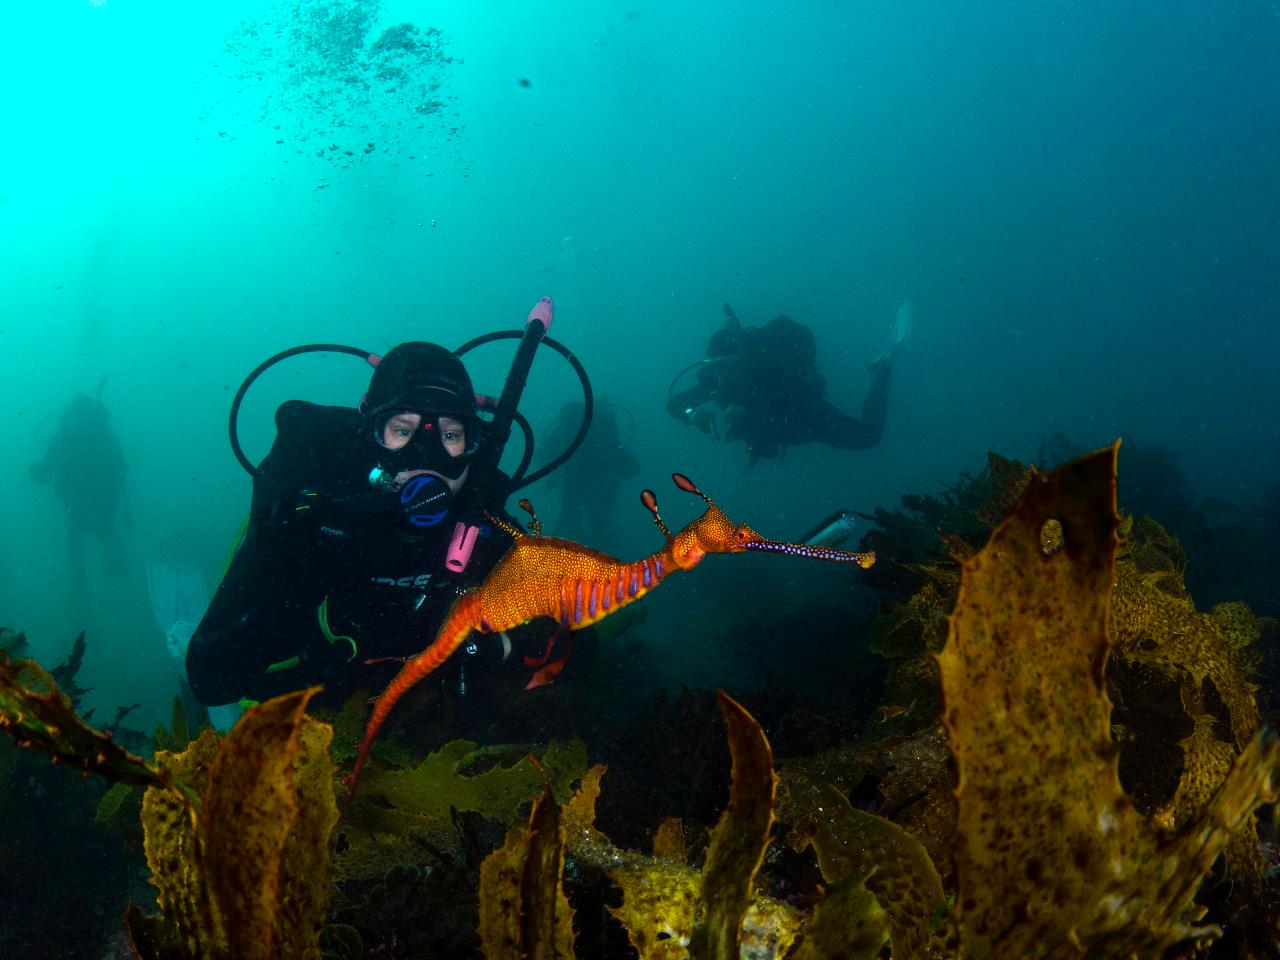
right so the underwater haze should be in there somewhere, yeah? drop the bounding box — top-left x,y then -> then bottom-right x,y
2,0 -> 1278,728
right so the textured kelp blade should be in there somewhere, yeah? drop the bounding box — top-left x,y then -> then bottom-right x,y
807,782 -> 945,960
136,727 -> 224,958
337,738 -> 587,879
478,783 -> 576,960
1111,547 -> 1262,753
937,443 -> 1280,958
274,718 -> 338,960
1108,526 -> 1268,903
611,862 -> 702,960
652,816 -> 686,863
787,871 -> 888,960
202,688 -> 330,960
607,859 -> 804,960
522,783 -> 576,959
561,764 -> 618,859
365,737 -> 587,820
0,654 -> 166,788
565,764 -> 803,959
131,695 -> 336,960
688,690 -> 778,960
479,819 -> 528,960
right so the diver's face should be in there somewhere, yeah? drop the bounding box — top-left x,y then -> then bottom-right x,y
380,412 -> 468,458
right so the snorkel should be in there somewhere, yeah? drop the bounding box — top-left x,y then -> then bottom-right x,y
458,296 -> 553,507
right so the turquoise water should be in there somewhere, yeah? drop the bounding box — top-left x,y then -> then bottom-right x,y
2,0 -> 1277,727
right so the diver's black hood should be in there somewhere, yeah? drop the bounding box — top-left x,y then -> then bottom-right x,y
361,342 -> 481,487
363,342 -> 478,420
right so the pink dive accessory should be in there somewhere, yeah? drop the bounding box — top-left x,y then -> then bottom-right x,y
446,521 -> 480,573
527,296 -> 554,333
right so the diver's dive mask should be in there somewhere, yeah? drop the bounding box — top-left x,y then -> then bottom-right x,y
365,408 -> 484,527
370,408 -> 481,459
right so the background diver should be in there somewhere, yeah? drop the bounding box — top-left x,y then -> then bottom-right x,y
667,302 -> 912,466
184,309 -> 594,728
29,378 -> 129,595
542,395 -> 640,547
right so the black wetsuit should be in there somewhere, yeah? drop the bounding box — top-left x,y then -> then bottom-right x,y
667,315 -> 891,466
186,400 -> 517,707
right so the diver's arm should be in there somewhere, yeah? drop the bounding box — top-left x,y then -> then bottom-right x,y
667,382 -> 716,423
185,422 -> 360,705
186,592 -> 324,705
184,498 -> 339,705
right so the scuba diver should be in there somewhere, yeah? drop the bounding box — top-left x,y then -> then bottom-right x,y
29,379 -> 129,592
666,302 -> 912,467
542,396 -> 640,547
185,298 -> 595,720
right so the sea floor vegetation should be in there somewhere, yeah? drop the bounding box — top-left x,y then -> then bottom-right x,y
1,443 -> 1277,959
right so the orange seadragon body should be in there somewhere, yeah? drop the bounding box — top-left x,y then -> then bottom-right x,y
346,474 -> 875,797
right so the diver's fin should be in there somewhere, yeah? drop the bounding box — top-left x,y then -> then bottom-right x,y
146,562 -> 209,660
206,703 -> 243,731
872,300 -> 914,366
146,562 -> 241,732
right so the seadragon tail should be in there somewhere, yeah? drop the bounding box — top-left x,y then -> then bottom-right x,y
345,592 -> 484,799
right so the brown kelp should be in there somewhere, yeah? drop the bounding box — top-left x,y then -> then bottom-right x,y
938,443 -> 1277,957
0,641 -> 165,789
0,444 -> 1276,958
0,633 -> 155,958
126,688 -> 337,960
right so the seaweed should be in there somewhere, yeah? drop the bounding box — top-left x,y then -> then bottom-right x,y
0,640 -> 155,958
0,648 -> 166,788
334,736 -> 588,883
938,443 -> 1277,957
1,444 -> 1277,959
478,782 -> 576,959
0,626 -> 29,658
127,688 -> 337,960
